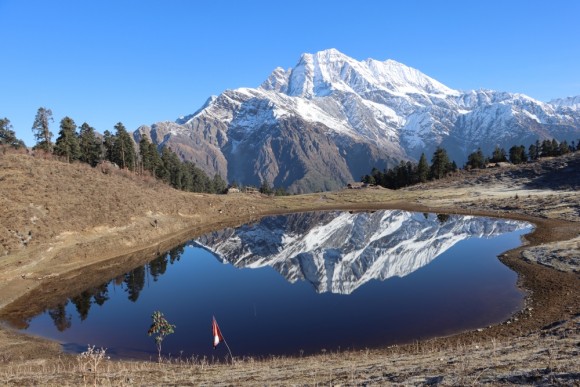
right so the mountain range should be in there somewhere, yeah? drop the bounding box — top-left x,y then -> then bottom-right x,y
134,49 -> 580,192
195,210 -> 529,295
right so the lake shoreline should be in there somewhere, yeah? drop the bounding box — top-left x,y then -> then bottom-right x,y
0,152 -> 578,384
1,194 -> 578,360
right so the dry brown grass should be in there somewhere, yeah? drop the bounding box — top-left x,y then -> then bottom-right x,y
1,317 -> 578,386
0,149 -> 579,385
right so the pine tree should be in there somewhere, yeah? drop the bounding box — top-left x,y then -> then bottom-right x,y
259,179 -> 273,195
450,160 -> 458,172
528,143 -> 539,161
551,139 -> 559,156
102,130 -> 115,162
212,174 -> 227,194
490,145 -> 507,163
167,151 -> 184,189
148,141 -> 162,178
509,145 -> 527,164
466,148 -> 485,169
0,117 -> 25,149
541,139 -> 553,157
111,122 -> 136,170
416,153 -> 429,182
54,116 -> 81,163
139,135 -> 154,173
158,146 -> 173,183
180,163 -> 194,191
184,161 -> 211,192
31,107 -> 54,152
558,140 -> 570,155
534,139 -> 541,157
78,122 -> 102,166
363,174 -> 376,185
429,147 -> 451,180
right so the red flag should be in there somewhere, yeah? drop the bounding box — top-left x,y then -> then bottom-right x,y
212,316 -> 224,349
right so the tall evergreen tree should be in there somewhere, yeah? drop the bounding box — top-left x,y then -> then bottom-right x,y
54,116 -> 81,163
429,147 -> 451,180
541,139 -> 554,157
416,153 -> 429,183
184,160 -> 211,192
450,160 -> 458,172
528,143 -> 539,161
102,130 -> 115,162
0,117 -> 25,149
466,148 -> 486,169
148,141 -> 162,178
111,122 -> 136,170
259,179 -> 273,195
509,145 -> 527,164
362,174 -> 376,185
558,140 -> 570,155
31,107 -> 54,152
212,174 -> 227,193
158,146 -> 173,183
490,145 -> 507,163
78,122 -> 102,166
139,135 -> 154,173
551,139 -> 559,156
168,151 -> 184,189
534,139 -> 541,157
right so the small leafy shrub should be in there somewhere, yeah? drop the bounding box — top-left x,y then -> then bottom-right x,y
148,310 -> 176,362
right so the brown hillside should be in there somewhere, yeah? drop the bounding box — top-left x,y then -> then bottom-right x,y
0,149 -> 579,385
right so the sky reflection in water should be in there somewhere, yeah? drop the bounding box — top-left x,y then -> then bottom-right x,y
20,211 -> 530,359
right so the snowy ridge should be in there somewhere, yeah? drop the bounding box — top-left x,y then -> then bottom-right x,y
196,211 -> 529,294
134,49 -> 580,192
549,96 -> 580,111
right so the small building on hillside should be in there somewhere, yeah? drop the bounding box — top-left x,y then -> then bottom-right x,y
243,186 -> 260,194
226,187 -> 240,194
347,182 -> 365,189
486,161 -> 511,168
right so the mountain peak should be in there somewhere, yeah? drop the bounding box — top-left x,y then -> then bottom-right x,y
136,50 -> 580,193
261,48 -> 458,98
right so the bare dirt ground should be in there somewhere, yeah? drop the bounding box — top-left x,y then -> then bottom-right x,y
0,149 -> 578,385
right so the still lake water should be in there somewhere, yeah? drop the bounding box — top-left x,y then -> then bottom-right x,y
17,210 -> 530,359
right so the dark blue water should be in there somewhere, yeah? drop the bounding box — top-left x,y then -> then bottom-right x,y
17,211 -> 530,360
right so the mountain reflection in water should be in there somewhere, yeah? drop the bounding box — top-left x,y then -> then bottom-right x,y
196,210 -> 528,294
12,210 -> 530,358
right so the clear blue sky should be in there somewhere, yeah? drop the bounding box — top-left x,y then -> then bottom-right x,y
2,0 -> 579,147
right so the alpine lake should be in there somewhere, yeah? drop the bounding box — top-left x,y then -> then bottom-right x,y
3,210 -> 532,360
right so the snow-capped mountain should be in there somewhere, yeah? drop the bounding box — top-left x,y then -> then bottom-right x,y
135,49 -> 580,192
195,210 -> 528,294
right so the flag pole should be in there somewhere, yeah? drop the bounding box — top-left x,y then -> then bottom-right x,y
213,316 -> 234,364
221,334 -> 234,364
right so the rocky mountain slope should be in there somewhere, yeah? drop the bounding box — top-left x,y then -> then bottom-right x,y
196,210 -> 528,294
135,49 -> 580,192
